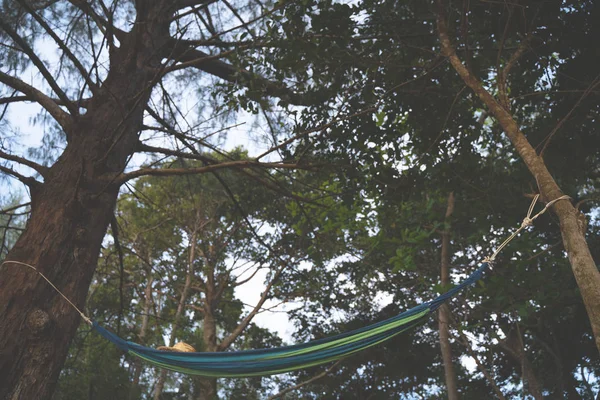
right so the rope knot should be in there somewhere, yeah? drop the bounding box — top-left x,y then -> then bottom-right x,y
521,217 -> 533,228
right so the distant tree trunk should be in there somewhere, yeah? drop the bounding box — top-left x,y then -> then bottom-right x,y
436,1 -> 600,354
0,29 -> 170,400
196,308 -> 218,400
438,192 -> 460,400
154,230 -> 197,400
497,326 -> 543,400
130,264 -> 154,400
195,243 -> 218,400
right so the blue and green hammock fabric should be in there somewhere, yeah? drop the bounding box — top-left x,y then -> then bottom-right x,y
92,262 -> 490,378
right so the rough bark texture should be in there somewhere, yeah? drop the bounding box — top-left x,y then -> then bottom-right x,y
436,0 -> 600,354
438,192 -> 460,400
0,3 -> 173,399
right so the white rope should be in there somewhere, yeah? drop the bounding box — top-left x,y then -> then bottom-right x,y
484,194 -> 571,264
0,260 -> 92,326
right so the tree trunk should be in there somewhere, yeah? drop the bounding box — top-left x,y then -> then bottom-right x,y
497,326 -> 543,400
436,2 -> 600,353
438,192 -> 460,400
196,309 -> 218,400
0,5 -> 172,399
154,230 -> 197,400
130,265 -> 154,400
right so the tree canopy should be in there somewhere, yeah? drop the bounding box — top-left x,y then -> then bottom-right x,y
0,0 -> 599,399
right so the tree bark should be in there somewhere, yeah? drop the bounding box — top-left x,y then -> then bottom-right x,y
436,0 -> 600,354
0,4 -> 172,399
438,192 -> 460,400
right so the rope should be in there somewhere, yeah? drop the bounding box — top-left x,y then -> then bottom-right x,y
484,194 -> 571,264
0,260 -> 92,326
0,194 -> 571,328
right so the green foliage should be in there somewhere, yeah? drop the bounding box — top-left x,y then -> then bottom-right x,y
4,0 -> 598,398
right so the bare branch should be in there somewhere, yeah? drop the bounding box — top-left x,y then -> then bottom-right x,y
0,149 -> 49,176
0,202 -> 31,215
266,361 -> 341,400
497,35 -> 532,110
453,325 -> 506,400
218,263 -> 286,351
0,71 -> 73,132
232,264 -> 265,287
0,225 -> 25,232
118,160 -> 313,184
0,165 -> 38,187
176,0 -> 216,10
0,95 -> 30,106
172,1 -> 217,21
136,143 -> 216,164
0,16 -> 78,116
16,0 -> 99,94
165,40 -> 312,106
0,94 -> 90,108
538,73 -> 600,156
66,0 -> 110,34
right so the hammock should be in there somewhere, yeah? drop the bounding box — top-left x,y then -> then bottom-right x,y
92,262 -> 489,377
2,194 -> 569,378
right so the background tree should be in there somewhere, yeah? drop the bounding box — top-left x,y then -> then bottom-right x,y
0,1 -> 327,398
54,153 -> 330,399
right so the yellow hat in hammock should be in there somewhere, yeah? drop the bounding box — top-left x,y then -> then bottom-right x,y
157,342 -> 196,352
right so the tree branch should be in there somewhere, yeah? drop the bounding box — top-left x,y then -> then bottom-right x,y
497,35 -> 532,110
66,0 -> 110,34
0,16 -> 78,116
218,263 -> 287,351
165,39 -> 313,106
266,361 -> 341,400
136,142 -> 217,164
0,202 -> 31,215
176,0 -> 216,10
0,165 -> 38,187
118,160 -> 313,184
0,149 -> 48,176
16,0 -> 99,94
0,71 -> 73,132
453,325 -> 506,400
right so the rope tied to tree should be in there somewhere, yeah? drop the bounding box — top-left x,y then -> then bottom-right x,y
0,260 -> 92,326
484,194 -> 571,264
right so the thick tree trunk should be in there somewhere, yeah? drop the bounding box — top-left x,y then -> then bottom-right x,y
438,192 -> 460,400
436,2 -> 600,353
0,5 -> 172,399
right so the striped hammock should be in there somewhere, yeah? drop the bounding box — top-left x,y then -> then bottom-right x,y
92,262 -> 489,378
